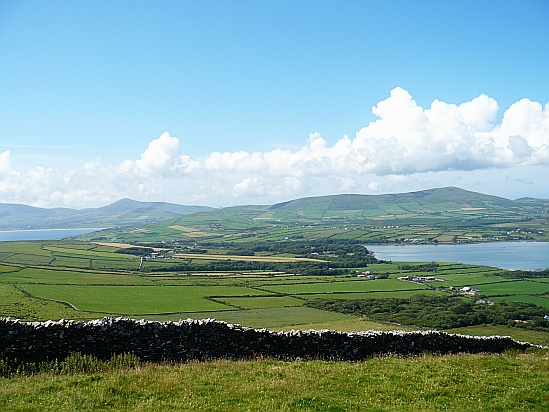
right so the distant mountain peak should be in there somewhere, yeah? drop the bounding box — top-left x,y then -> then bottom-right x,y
0,198 -> 213,230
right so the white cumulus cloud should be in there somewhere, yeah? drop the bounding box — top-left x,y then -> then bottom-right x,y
120,132 -> 183,177
0,151 -> 12,174
1,88 -> 548,208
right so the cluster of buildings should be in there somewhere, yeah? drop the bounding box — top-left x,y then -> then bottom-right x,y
449,286 -> 479,295
357,271 -> 376,279
144,250 -> 174,259
397,275 -> 438,282
397,275 -> 480,295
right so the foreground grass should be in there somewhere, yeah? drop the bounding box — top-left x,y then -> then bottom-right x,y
1,350 -> 548,411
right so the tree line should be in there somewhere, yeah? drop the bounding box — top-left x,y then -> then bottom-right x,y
306,294 -> 549,331
139,239 -> 381,274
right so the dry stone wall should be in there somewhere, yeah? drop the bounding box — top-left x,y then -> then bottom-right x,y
0,317 -> 535,363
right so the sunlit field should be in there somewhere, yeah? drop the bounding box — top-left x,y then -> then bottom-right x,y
1,240 -> 548,346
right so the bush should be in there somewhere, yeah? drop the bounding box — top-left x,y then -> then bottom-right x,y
306,295 -> 549,331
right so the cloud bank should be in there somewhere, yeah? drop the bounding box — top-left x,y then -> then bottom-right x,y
1,88 -> 548,208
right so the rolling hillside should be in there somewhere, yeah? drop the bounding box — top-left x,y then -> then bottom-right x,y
79,187 -> 549,244
0,199 -> 213,230
267,187 -> 522,218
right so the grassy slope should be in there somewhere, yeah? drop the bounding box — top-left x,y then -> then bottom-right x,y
1,350 -> 548,411
80,187 -> 549,243
0,199 -> 213,230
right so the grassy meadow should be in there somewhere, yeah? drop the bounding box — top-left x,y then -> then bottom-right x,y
1,350 -> 548,411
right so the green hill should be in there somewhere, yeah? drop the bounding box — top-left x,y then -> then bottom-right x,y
0,199 -> 213,230
80,187 -> 549,244
267,187 -> 520,218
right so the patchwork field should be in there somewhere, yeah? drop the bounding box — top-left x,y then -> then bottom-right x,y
77,189 -> 549,245
20,284 -> 269,314
1,239 -> 549,345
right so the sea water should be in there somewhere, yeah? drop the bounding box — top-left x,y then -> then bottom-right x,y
0,228 -> 101,242
368,242 -> 549,271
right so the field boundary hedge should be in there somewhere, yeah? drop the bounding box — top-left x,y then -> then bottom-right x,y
0,317 -> 539,363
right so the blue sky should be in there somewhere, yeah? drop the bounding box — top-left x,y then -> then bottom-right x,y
1,0 -> 548,208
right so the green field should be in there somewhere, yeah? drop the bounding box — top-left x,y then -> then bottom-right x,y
0,284 -> 107,321
477,280 -> 549,296
220,295 -> 305,309
1,239 -> 549,346
0,267 -> 155,285
20,284 -> 272,314
430,274 -> 513,287
491,295 -> 549,310
260,278 -> 427,295
300,289 -> 442,300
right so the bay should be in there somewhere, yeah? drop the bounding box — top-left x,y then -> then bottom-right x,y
368,242 -> 549,271
0,228 -> 102,242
